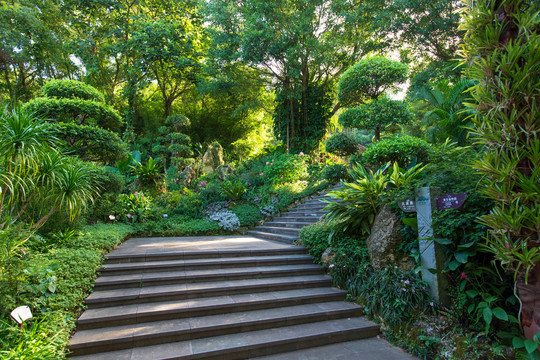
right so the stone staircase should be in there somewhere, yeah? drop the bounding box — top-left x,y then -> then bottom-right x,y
247,185 -> 340,244
69,240 -> 380,359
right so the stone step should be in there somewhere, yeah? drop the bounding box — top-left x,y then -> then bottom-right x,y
76,287 -> 348,330
286,208 -> 327,214
85,275 -> 332,308
70,318 -> 379,360
269,216 -> 322,223
94,264 -> 323,290
280,211 -> 325,218
104,247 -> 307,264
251,338 -> 417,360
252,226 -> 301,235
99,254 -> 313,275
69,301 -> 363,356
246,231 -> 298,244
263,221 -> 313,228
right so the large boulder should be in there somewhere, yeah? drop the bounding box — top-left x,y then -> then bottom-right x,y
365,205 -> 402,270
216,164 -> 233,180
202,142 -> 224,174
178,163 -> 198,187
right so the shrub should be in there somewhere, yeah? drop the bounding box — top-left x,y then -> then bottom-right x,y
362,135 -> 431,167
221,178 -> 248,201
325,132 -> 357,156
349,265 -> 434,326
258,153 -> 308,184
321,164 -> 350,183
97,166 -> 126,194
41,79 -> 105,103
154,188 -> 203,218
231,204 -> 263,227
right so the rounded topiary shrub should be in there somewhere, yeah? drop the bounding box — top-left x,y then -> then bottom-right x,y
325,132 -> 357,156
362,135 -> 431,167
322,164 -> 350,183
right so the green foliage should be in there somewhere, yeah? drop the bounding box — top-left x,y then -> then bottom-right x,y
324,163 -> 425,237
116,192 -> 153,223
298,220 -> 362,263
325,132 -> 358,157
95,166 -> 126,194
132,157 -> 163,192
460,0 -> 539,281
154,188 -> 203,218
321,164 -> 350,183
41,79 -> 105,103
337,56 -> 408,105
231,203 -> 263,227
349,265 -> 434,326
0,108 -> 101,231
273,84 -> 333,153
51,122 -> 129,163
221,178 -> 247,201
23,97 -> 124,131
362,135 -> 431,168
152,114 -> 194,169
338,97 -> 413,138
132,217 -> 220,238
414,78 -> 476,145
0,317 -> 67,359
259,153 -> 309,185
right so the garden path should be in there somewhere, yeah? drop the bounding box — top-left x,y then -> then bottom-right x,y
69,235 -> 416,359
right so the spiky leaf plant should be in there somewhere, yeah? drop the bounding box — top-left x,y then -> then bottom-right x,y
459,0 -> 539,282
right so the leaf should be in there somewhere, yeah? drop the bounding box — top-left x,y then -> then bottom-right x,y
513,337 -> 525,349
524,340 -> 539,354
435,238 -> 453,245
454,251 -> 470,263
482,307 -> 492,325
465,290 -> 479,298
448,260 -> 461,271
492,307 -> 508,321
402,217 -> 418,231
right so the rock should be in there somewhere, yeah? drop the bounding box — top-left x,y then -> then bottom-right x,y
365,205 -> 402,270
202,142 -> 224,173
179,163 -> 198,187
216,164 -> 233,180
321,247 -> 336,268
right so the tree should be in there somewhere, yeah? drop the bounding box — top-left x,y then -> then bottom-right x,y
204,0 -> 378,152
22,80 -> 128,163
0,0 -> 75,105
152,114 -> 194,171
337,57 -> 411,141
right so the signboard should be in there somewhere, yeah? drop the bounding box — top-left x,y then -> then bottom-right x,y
437,193 -> 467,211
397,199 -> 416,213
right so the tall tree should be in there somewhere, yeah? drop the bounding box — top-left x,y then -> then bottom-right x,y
204,0 -> 380,152
0,0 -> 75,105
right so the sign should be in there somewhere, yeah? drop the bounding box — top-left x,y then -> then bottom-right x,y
10,306 -> 32,324
437,193 -> 467,211
397,199 -> 416,213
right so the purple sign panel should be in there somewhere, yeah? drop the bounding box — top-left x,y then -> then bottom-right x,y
437,193 -> 467,211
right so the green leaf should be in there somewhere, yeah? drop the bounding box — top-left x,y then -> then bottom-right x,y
482,307 -> 492,325
448,260 -> 461,271
434,238 -> 453,245
492,307 -> 508,321
513,337 -> 525,349
524,340 -> 539,354
465,290 -> 479,298
454,251 -> 470,263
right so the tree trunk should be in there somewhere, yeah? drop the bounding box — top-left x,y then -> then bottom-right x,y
375,125 -> 381,141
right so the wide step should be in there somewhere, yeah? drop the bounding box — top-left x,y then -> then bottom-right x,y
70,301 -> 363,356
71,318 -> 379,360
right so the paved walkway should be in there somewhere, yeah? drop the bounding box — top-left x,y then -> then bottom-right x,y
69,235 -> 416,359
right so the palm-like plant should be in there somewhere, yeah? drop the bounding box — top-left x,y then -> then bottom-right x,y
323,162 -> 425,238
416,79 -> 475,145
0,108 -> 100,231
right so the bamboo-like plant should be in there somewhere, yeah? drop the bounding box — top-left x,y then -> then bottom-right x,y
459,0 -> 539,283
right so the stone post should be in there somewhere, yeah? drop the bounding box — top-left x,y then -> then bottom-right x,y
415,187 -> 449,305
